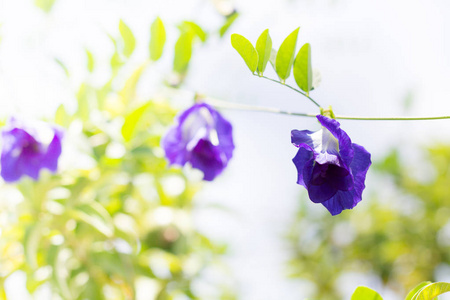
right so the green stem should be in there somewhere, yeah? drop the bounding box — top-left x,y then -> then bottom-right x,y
255,74 -> 322,108
206,98 -> 450,121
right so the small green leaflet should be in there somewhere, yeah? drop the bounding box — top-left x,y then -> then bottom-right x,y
293,43 -> 312,95
34,0 -> 56,12
231,34 -> 258,73
275,27 -> 299,82
351,286 -> 384,300
411,282 -> 450,300
85,49 -> 94,73
119,20 -> 136,58
405,282 -> 431,300
54,58 -> 69,77
174,31 -> 194,73
220,12 -> 239,37
255,29 -> 272,75
122,102 -> 151,142
150,17 -> 166,61
182,21 -> 207,42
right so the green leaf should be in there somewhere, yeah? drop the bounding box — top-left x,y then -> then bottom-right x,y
182,21 -> 207,42
412,282 -> 450,300
122,102 -> 151,142
275,27 -> 299,82
351,286 -> 383,300
293,43 -> 312,95
174,31 -> 195,74
34,0 -> 56,12
54,58 -> 69,77
76,83 -> 90,122
119,62 -> 148,105
150,17 -> 166,61
24,223 -> 44,270
85,49 -> 94,72
406,282 -> 432,300
255,29 -> 272,75
219,12 -> 239,37
55,104 -> 70,127
119,20 -> 136,58
231,34 -> 258,73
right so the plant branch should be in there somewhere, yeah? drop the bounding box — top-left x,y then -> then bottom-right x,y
254,74 -> 322,108
206,98 -> 450,121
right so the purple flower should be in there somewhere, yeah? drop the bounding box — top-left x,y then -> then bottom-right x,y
291,115 -> 371,215
1,118 -> 63,182
162,103 -> 234,181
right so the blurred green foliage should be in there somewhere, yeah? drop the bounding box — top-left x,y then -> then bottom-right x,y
287,146 -> 450,300
0,12 -> 238,300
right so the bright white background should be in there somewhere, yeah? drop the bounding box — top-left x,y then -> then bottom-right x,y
1,0 -> 450,299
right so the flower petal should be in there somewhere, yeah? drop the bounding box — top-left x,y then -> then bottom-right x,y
190,139 -> 226,181
349,143 -> 371,199
291,130 -> 314,148
316,115 -> 354,166
41,128 -> 63,172
321,190 -> 355,215
292,146 -> 314,187
307,180 -> 338,203
161,126 -> 189,166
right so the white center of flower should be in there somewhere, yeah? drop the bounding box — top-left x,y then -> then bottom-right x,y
310,127 -> 339,154
182,107 -> 219,149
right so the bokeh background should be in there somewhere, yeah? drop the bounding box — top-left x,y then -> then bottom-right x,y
0,0 -> 450,299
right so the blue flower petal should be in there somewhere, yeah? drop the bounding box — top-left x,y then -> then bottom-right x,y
291,130 -> 314,148
321,190 -> 355,215
349,143 -> 371,199
190,139 -> 226,181
292,146 -> 314,187
1,122 -> 63,182
162,102 -> 234,181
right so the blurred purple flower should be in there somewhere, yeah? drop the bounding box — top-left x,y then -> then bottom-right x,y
162,102 -> 234,181
1,118 -> 63,182
291,115 -> 371,215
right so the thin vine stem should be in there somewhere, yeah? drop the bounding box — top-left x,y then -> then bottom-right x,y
254,74 -> 322,108
206,98 -> 450,121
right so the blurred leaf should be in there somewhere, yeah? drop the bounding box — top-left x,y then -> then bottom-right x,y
293,43 -> 312,95
76,83 -> 90,122
119,62 -> 148,106
276,27 -> 299,82
231,34 -> 258,73
406,282 -> 432,300
255,29 -> 272,76
34,0 -> 56,12
48,245 -> 73,299
85,49 -> 95,73
109,34 -> 124,71
122,102 -> 151,142
70,203 -> 114,238
119,20 -> 136,58
55,104 -> 70,127
351,286 -> 383,300
24,223 -> 44,270
412,282 -> 450,300
182,21 -> 207,42
150,17 -> 166,61
219,12 -> 239,37
174,31 -> 195,74
54,58 -> 69,77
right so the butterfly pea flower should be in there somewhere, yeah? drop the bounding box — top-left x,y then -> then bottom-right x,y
1,118 -> 63,183
162,102 -> 234,181
291,115 -> 371,215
